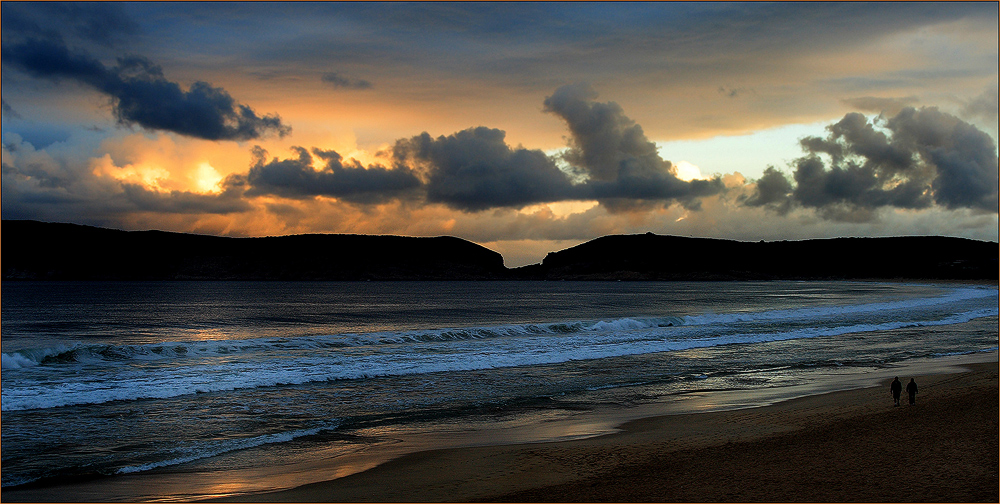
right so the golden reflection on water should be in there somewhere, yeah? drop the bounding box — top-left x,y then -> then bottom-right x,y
105,441 -> 397,502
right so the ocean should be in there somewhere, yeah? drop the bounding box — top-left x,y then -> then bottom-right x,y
1,280 -> 997,498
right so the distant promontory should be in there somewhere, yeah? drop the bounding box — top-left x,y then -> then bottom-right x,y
2,220 -> 506,281
3,220 -> 997,281
514,232 -> 998,281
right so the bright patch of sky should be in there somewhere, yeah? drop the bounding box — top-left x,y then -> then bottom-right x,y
655,121 -> 833,181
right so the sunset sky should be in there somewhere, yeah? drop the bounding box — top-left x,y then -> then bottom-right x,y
2,2 -> 997,266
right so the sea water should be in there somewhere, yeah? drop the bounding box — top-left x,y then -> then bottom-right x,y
1,281 -> 997,492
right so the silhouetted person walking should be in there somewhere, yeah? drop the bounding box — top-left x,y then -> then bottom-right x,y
906,378 -> 918,405
890,377 -> 902,406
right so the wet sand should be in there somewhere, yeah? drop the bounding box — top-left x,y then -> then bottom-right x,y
218,359 -> 998,503
3,355 -> 995,503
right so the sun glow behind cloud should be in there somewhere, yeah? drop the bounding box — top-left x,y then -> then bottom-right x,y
193,162 -> 224,193
673,161 -> 705,182
519,200 -> 601,219
92,154 -> 172,191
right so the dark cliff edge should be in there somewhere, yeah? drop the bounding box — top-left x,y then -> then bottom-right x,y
512,232 -> 998,281
3,221 -> 997,281
2,220 -> 507,280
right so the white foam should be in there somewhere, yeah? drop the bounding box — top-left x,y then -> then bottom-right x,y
3,287 -> 995,412
1,353 -> 38,369
682,286 -> 997,326
1,344 -> 77,369
116,422 -> 339,475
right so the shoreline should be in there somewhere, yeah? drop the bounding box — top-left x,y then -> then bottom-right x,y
219,356 -> 998,503
3,352 -> 995,503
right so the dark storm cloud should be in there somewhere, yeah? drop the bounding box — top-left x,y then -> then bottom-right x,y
391,127 -> 576,212
223,83 -> 732,214
2,178 -> 250,219
121,183 -> 251,215
741,167 -> 794,215
320,72 -> 373,90
820,112 -> 915,172
380,85 -> 726,213
244,146 -> 421,204
543,83 -> 723,206
1,38 -> 107,85
888,107 -> 999,211
376,84 -> 726,212
1,38 -> 290,141
543,83 -> 657,182
744,107 -> 999,220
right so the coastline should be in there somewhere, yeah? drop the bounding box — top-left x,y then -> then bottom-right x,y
494,358 -> 999,503
214,351 -> 999,503
3,348 -> 996,502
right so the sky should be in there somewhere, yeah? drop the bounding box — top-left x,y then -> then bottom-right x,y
2,2 -> 998,267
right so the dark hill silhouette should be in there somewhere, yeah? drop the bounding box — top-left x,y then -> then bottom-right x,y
513,232 -> 998,281
2,221 -> 996,281
2,220 -> 507,280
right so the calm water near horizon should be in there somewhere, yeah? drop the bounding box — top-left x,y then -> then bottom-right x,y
2,280 -> 998,496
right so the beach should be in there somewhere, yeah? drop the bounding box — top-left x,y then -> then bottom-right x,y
2,281 -> 996,503
3,355 -> 996,502
203,357 -> 997,503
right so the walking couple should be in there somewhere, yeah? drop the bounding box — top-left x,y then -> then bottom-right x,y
890,376 -> 918,406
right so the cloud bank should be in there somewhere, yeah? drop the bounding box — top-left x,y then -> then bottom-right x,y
391,127 -> 575,211
742,107 -> 999,221
2,82 -> 997,266
243,146 -> 420,204
542,83 -> 723,210
230,84 -> 725,213
1,37 -> 290,141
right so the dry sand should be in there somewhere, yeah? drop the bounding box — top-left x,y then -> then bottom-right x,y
221,361 -> 998,503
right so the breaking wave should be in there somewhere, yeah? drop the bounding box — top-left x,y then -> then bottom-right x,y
2,286 -> 995,412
